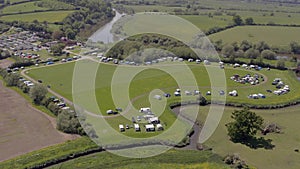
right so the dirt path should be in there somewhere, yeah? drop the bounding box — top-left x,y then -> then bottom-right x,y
0,81 -> 78,162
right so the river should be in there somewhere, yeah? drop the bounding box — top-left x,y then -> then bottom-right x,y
88,10 -> 124,44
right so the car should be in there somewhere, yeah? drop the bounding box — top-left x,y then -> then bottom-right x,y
46,61 -> 54,65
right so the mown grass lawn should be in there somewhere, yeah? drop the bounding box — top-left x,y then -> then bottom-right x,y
0,11 -> 74,23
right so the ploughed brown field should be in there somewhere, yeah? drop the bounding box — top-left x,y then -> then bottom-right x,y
0,80 -> 77,162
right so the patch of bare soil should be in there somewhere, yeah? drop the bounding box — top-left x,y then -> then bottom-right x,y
0,59 -> 13,69
0,81 -> 78,162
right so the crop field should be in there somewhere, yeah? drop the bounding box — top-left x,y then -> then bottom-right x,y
0,81 -> 73,162
178,104 -> 300,169
209,26 -> 300,47
0,10 -> 74,23
1,2 -> 49,14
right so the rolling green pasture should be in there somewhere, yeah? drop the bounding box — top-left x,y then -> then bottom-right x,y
179,15 -> 231,32
1,2 -> 48,14
183,105 -> 300,169
0,11 -> 74,23
209,26 -> 300,47
235,11 -> 300,25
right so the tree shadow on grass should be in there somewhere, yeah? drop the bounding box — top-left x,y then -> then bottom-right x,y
239,137 -> 275,150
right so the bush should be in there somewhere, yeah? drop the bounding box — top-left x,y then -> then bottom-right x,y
29,84 -> 48,105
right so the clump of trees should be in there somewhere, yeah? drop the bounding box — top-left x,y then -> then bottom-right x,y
106,33 -> 197,61
60,0 -> 114,39
226,107 -> 264,142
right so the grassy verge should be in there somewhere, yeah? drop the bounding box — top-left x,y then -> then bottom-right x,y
49,149 -> 229,169
0,137 -> 97,169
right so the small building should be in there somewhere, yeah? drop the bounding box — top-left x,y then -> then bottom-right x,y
119,125 -> 125,132
145,124 -> 155,132
134,124 -> 140,132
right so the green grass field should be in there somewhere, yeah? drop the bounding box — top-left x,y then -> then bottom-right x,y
26,59 -> 300,145
0,10 -> 74,23
1,2 -> 49,14
184,105 -> 300,169
0,137 -> 98,169
179,15 -> 231,32
209,26 -> 300,47
49,149 -> 228,169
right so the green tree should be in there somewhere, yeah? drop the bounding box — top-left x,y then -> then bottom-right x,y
261,50 -> 276,60
226,107 -> 264,142
221,44 -> 235,57
4,73 -> 19,87
29,84 -> 48,105
255,41 -> 270,52
240,40 -> 252,52
232,15 -> 243,25
290,41 -> 300,54
57,109 -> 85,135
277,59 -> 286,69
197,95 -> 207,106
245,17 -> 254,25
244,48 -> 260,59
50,43 -> 65,56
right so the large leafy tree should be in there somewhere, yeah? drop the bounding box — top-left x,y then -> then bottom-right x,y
30,84 -> 48,105
232,15 -> 243,25
226,107 -> 264,142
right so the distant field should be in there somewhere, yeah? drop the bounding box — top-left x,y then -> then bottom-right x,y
0,11 -> 74,23
123,5 -> 183,13
179,15 -> 231,32
1,2 -> 48,14
209,26 -> 300,47
188,105 -> 300,169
